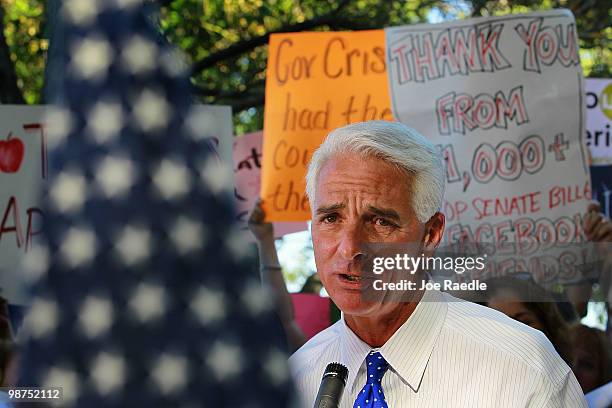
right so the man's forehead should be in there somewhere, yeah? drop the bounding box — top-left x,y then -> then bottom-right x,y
319,152 -> 392,173
312,187 -> 413,219
318,178 -> 387,197
312,153 -> 413,208
319,153 -> 412,181
315,163 -> 412,196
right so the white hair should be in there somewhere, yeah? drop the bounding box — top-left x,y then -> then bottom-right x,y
305,121 -> 445,223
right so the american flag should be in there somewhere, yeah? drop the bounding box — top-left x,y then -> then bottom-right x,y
17,1 -> 292,406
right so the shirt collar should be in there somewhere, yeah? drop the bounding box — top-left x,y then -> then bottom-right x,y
339,289 -> 448,392
339,316 -> 372,392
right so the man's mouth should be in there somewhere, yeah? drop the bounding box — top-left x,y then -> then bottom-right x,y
340,274 -> 362,282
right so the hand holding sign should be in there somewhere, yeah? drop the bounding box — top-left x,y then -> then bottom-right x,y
248,199 -> 275,242
584,202 -> 612,242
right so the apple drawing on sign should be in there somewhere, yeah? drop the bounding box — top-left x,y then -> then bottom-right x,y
0,133 -> 25,173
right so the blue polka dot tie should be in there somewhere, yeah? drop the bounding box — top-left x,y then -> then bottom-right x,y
353,351 -> 389,408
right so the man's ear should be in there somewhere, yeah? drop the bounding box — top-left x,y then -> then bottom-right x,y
423,212 -> 445,251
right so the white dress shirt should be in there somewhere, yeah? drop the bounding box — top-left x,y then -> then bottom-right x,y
289,289 -> 587,407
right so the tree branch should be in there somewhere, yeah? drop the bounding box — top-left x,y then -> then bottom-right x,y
191,0 -> 351,74
193,78 -> 266,98
330,17 -> 384,31
224,94 -> 265,113
574,0 -> 597,17
470,0 -> 487,17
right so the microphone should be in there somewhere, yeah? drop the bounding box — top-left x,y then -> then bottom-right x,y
313,362 -> 349,408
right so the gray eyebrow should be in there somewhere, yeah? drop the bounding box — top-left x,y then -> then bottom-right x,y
315,203 -> 345,216
366,205 -> 401,221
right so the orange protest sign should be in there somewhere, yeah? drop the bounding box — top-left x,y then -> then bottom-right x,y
261,30 -> 392,221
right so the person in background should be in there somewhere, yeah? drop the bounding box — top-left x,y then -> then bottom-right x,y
484,277 -> 573,364
486,203 -> 612,354
576,203 -> 612,318
249,199 -> 307,352
570,324 -> 612,394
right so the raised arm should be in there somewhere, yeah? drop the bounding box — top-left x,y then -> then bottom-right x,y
248,200 -> 307,352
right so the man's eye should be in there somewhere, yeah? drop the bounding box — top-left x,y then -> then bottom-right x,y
374,218 -> 393,227
322,214 -> 337,223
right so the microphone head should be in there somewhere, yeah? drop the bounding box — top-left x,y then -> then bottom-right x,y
314,363 -> 349,408
322,362 -> 348,385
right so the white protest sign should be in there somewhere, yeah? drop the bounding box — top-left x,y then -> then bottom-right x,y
386,10 -> 590,278
188,105 -> 234,172
233,131 -> 308,240
585,78 -> 612,166
0,106 -> 46,304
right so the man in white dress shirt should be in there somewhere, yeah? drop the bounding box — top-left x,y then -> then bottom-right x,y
289,121 -> 587,407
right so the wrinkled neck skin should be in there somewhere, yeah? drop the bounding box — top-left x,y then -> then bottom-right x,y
344,289 -> 424,348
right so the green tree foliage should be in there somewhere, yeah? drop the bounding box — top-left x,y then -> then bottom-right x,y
159,0 -> 448,133
0,4 -> 23,103
1,0 -> 610,132
1,0 -> 46,104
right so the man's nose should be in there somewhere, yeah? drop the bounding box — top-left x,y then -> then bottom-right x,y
338,223 -> 365,261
